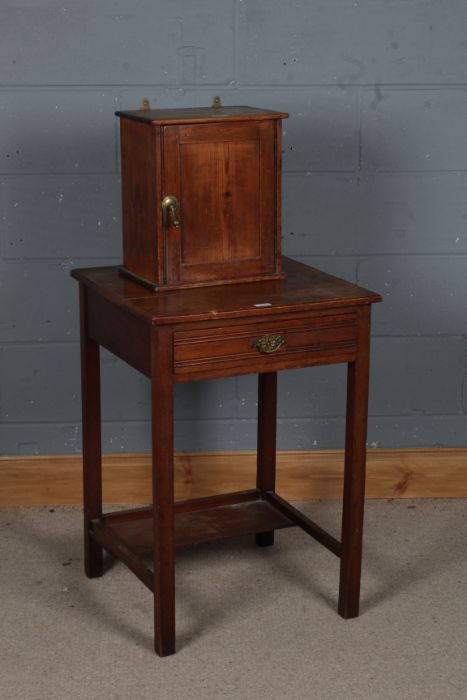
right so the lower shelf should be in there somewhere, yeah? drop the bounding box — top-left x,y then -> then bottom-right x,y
90,494 -> 340,593
103,499 -> 294,553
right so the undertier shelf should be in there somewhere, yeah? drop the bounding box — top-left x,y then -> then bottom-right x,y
101,499 -> 294,553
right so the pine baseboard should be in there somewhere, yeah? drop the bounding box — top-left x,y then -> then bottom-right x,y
0,448 -> 466,506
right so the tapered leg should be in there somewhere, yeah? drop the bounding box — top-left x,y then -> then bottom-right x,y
79,285 -> 103,578
151,327 -> 175,656
256,372 -> 278,547
338,307 -> 371,618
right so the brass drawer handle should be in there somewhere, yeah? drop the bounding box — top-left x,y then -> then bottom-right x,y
251,334 -> 286,354
161,195 -> 181,228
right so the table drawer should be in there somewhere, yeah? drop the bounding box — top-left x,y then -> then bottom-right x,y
174,312 -> 357,377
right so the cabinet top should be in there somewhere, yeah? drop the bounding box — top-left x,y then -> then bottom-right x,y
115,105 -> 289,126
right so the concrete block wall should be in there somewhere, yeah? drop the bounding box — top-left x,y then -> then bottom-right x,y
1,0 -> 466,454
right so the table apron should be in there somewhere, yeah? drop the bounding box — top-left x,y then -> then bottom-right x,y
85,294 -> 367,382
87,291 -> 151,376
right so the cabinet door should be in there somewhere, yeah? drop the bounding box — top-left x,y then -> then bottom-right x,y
162,120 -> 276,285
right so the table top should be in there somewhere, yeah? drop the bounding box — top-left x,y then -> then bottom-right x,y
71,257 -> 382,326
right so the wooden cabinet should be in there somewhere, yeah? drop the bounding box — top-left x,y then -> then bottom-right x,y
116,105 -> 288,290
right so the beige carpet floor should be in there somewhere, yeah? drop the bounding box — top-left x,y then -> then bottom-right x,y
1,500 -> 466,700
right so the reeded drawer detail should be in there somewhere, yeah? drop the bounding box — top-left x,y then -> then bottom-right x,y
174,312 -> 357,376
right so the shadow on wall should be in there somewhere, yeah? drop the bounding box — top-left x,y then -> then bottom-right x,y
281,87 -> 467,334
280,86 -> 467,448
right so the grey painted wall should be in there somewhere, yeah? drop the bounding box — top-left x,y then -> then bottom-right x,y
1,0 -> 466,455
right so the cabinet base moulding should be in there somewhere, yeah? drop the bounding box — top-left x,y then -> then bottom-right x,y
0,448 -> 466,507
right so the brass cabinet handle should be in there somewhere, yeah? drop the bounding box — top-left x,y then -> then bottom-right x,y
161,195 -> 181,228
251,334 -> 286,354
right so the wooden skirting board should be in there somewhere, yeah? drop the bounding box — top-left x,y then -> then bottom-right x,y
0,448 -> 466,507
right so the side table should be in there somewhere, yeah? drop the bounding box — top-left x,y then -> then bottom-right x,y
71,257 -> 381,656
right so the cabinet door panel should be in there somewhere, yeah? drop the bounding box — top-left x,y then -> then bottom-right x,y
227,139 -> 261,261
179,141 -> 228,265
163,121 -> 275,285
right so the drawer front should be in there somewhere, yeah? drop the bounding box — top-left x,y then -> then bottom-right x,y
174,312 -> 357,378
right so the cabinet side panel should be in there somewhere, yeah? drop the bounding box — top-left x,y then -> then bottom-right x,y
120,119 -> 160,284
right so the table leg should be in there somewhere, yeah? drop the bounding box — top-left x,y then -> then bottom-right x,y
338,307 -> 371,618
256,372 -> 278,547
79,286 -> 103,579
151,328 -> 175,656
